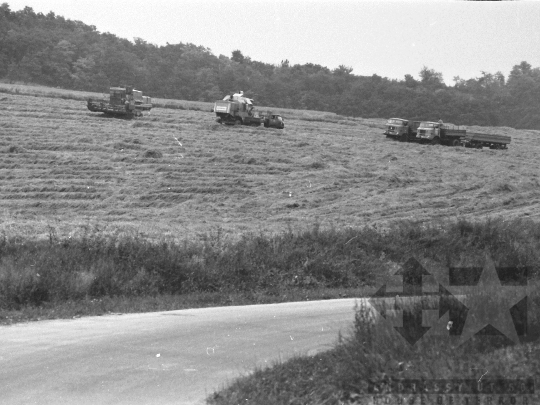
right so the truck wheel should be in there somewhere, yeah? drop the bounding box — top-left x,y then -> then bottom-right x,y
235,118 -> 242,126
400,133 -> 408,142
431,137 -> 441,146
452,139 -> 461,147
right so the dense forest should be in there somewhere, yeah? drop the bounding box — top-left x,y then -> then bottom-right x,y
1,4 -> 539,129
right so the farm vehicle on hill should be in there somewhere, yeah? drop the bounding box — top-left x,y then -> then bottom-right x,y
213,92 -> 285,129
384,118 -> 511,149
384,118 -> 420,142
261,111 -> 285,129
416,121 -> 467,146
416,121 -> 511,149
87,86 -> 152,117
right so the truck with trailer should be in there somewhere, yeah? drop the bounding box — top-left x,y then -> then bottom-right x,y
383,118 -> 421,142
87,86 -> 152,117
383,117 -> 512,149
214,92 -> 285,129
415,121 -> 511,149
416,121 -> 467,146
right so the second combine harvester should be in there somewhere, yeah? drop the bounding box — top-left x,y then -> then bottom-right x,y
213,91 -> 285,129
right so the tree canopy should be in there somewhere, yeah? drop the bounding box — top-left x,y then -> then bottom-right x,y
1,4 -> 539,129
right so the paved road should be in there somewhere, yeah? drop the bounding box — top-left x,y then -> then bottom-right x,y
0,299 -> 360,405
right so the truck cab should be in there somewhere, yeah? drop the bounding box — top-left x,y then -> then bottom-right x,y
417,121 -> 467,145
263,112 -> 285,129
384,118 -> 420,142
416,121 -> 441,141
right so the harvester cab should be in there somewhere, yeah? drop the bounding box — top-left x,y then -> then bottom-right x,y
87,86 -> 152,117
109,87 -> 134,108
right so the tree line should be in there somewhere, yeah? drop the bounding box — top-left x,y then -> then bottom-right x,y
1,4 -> 539,129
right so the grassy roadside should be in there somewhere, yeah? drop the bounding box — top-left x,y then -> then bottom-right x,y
208,308 -> 540,405
207,221 -> 540,405
1,217 -> 539,326
206,218 -> 540,405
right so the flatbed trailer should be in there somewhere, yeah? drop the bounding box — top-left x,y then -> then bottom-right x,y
463,133 -> 511,149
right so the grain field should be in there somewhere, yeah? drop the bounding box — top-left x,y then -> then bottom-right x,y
1,85 -> 539,241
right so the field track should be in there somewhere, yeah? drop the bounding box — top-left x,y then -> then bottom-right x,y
1,85 -> 539,240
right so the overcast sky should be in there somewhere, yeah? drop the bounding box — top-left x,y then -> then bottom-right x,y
5,0 -> 540,84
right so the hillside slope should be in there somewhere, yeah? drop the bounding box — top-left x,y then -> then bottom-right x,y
1,6 -> 540,128
1,86 -> 539,241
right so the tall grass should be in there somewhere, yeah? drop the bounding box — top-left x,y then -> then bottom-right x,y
1,217 -> 539,311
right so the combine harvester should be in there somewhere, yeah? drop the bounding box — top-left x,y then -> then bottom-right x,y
213,91 -> 284,129
87,86 -> 152,118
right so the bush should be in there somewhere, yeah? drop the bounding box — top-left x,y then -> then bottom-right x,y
5,145 -> 26,153
142,149 -> 163,158
307,161 -> 326,170
1,218 -> 539,312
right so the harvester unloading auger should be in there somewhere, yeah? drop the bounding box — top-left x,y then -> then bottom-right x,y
87,86 -> 152,118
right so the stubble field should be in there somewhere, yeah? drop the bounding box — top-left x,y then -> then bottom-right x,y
1,84 -> 539,241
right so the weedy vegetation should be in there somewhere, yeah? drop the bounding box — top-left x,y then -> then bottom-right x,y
208,218 -> 540,404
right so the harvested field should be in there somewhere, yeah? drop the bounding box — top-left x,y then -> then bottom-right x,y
0,84 -> 539,240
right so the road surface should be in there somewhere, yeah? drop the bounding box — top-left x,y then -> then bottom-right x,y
0,298 -> 360,405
